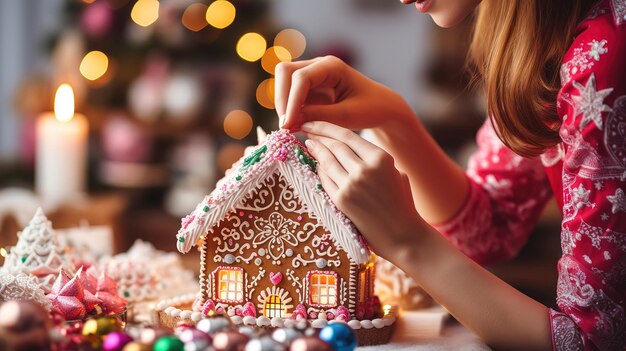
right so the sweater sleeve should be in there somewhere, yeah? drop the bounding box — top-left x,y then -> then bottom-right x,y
548,3 -> 626,350
432,119 -> 552,265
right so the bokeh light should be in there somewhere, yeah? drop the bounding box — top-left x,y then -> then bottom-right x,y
256,78 -> 275,109
274,29 -> 306,59
182,3 -> 208,32
236,33 -> 266,62
261,46 -> 292,75
217,143 -> 246,174
206,0 -> 236,29
79,50 -> 109,81
131,0 -> 160,27
223,110 -> 253,140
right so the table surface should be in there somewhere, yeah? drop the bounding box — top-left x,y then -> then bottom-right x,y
357,320 -> 491,351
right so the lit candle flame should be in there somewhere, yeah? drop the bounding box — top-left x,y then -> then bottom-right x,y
54,84 -> 75,123
383,305 -> 392,316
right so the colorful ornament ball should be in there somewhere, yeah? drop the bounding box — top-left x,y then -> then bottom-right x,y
153,335 -> 184,351
318,323 -> 357,351
102,331 -> 133,351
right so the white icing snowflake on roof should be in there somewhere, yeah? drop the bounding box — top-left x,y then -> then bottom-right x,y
572,73 -> 614,130
607,188 -> 626,214
175,129 -> 370,264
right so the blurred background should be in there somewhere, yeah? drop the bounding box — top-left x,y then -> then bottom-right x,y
0,0 -> 560,309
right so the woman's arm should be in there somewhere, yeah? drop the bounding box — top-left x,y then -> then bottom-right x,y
274,57 -> 469,224
302,122 -> 552,350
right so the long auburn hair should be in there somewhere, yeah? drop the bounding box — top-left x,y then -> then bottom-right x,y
469,0 -> 596,157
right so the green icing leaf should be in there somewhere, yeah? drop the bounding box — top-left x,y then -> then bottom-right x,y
296,146 -> 317,173
241,145 -> 267,169
203,205 -> 210,212
21,256 -> 26,263
178,236 -> 185,243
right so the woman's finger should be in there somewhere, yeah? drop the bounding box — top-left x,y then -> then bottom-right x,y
304,138 -> 348,187
301,121 -> 379,160
284,57 -> 348,130
274,58 -> 322,119
317,168 -> 338,198
309,135 -> 364,174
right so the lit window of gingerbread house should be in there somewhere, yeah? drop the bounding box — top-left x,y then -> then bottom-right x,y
176,130 -> 382,324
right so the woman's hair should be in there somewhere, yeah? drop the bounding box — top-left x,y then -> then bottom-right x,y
469,0 -> 596,157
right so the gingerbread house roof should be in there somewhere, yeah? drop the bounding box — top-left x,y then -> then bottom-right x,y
175,129 -> 371,264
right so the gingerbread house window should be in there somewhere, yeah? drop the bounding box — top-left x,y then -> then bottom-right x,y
215,267 -> 244,303
308,272 -> 337,307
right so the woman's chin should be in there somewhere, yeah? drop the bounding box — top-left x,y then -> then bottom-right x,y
429,13 -> 469,28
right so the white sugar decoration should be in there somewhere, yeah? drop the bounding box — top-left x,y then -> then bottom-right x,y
1,208 -> 75,293
0,272 -> 51,311
175,130 -> 370,264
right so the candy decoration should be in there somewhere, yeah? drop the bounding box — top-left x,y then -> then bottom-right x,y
213,331 -> 249,351
289,337 -> 333,351
318,324 -> 356,351
241,302 -> 256,317
201,299 -> 215,315
0,300 -> 52,351
102,331 -> 133,351
123,342 -> 151,351
196,316 -> 231,334
268,272 -> 282,286
244,336 -> 285,351
154,335 -> 184,351
271,328 -> 301,345
47,270 -> 88,320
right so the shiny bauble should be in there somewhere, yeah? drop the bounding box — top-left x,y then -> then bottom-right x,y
154,335 -> 185,351
196,316 -> 231,334
271,328 -> 301,345
289,337 -> 333,351
0,301 -> 51,351
183,339 -> 211,351
177,326 -> 210,344
122,341 -> 151,351
82,317 -> 121,337
237,326 -> 257,338
212,330 -> 249,351
139,327 -> 168,345
102,331 -> 134,351
318,324 -> 357,351
245,336 -> 285,351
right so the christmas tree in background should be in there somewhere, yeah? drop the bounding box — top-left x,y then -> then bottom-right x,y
1,208 -> 75,292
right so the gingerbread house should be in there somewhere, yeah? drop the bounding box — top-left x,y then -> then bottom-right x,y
175,130 -> 383,324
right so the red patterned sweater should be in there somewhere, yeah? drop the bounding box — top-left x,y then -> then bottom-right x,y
433,1 -> 626,349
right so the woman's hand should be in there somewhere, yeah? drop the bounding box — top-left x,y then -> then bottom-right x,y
275,56 -> 416,132
302,121 -> 426,261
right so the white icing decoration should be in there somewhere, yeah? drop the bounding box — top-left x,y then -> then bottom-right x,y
285,249 -> 293,257
372,318 -> 385,329
316,258 -> 327,268
254,258 -> 262,266
191,312 -> 203,322
243,316 -> 257,325
180,311 -> 192,319
271,317 -> 284,327
224,254 -> 235,264
256,316 -> 271,327
361,320 -> 374,329
231,316 -> 243,325
347,320 -> 362,330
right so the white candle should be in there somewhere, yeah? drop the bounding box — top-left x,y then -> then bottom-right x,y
36,84 -> 88,208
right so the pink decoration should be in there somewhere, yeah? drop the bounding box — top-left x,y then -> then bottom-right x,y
269,272 -> 283,286
355,306 -> 365,320
326,311 -> 335,320
216,306 -> 224,314
181,214 -> 196,230
242,302 -> 256,317
47,270 -> 93,320
201,299 -> 215,315
96,272 -> 128,314
308,311 -> 318,319
292,304 -> 307,320
234,307 -> 243,316
336,306 -> 351,321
